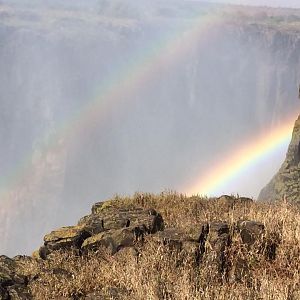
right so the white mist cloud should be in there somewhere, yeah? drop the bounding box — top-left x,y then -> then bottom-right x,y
198,0 -> 300,8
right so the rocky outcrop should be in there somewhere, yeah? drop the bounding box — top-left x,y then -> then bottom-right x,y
217,195 -> 253,210
38,205 -> 164,258
237,220 -> 265,245
201,222 -> 231,278
0,195 -> 284,299
259,115 -> 300,202
0,256 -> 31,299
36,199 -> 279,269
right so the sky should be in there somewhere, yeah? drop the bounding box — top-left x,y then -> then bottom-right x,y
201,0 -> 300,8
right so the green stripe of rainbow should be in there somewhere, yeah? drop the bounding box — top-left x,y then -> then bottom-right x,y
0,6 -> 297,205
0,8 -> 227,201
185,115 -> 296,196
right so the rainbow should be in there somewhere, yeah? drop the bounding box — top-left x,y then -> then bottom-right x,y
0,4 -> 297,206
185,116 -> 296,197
0,6 -> 228,200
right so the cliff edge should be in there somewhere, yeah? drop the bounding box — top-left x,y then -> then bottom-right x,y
259,115 -> 300,202
1,193 -> 299,299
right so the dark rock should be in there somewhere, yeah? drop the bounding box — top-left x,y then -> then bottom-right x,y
43,225 -> 92,253
216,195 -> 236,209
237,220 -> 265,245
259,115 -> 300,202
0,256 -> 31,299
151,228 -> 198,251
149,228 -> 201,267
82,225 -> 151,255
79,207 -> 163,235
217,195 -> 253,210
38,246 -> 50,260
237,197 -> 254,205
201,222 -> 231,278
40,206 -> 164,258
91,202 -> 105,214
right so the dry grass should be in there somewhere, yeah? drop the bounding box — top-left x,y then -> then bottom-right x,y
19,192 -> 300,299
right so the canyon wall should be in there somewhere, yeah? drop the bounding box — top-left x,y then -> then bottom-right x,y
259,115 -> 300,202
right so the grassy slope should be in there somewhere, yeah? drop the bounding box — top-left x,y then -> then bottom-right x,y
18,192 -> 300,299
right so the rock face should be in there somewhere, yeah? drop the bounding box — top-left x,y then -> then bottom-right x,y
39,205 -> 164,258
259,115 -> 300,202
0,256 -> 32,299
36,198 -> 278,271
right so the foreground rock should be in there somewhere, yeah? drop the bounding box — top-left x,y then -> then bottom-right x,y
39,206 -> 164,258
37,200 -> 279,273
0,256 -> 31,299
259,115 -> 300,202
217,195 -> 253,209
201,222 -> 231,278
43,225 -> 91,253
0,195 -> 283,299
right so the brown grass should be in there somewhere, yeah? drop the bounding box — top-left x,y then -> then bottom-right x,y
19,192 -> 300,299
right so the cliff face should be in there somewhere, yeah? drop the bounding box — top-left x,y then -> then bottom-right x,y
259,115 -> 300,202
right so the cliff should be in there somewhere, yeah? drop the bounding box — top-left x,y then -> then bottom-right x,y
259,115 -> 300,202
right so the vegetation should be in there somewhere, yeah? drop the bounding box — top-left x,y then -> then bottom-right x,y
16,192 -> 300,299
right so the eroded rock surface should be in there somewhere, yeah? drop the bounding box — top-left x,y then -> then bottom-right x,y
259,115 -> 300,202
39,206 -> 164,258
0,256 -> 31,299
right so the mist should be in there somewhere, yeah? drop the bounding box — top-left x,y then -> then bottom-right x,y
0,0 -> 299,255
199,0 -> 300,8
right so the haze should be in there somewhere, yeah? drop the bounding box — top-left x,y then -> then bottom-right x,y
201,0 -> 300,8
0,0 -> 299,255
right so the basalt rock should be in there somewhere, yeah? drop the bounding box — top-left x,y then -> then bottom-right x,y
0,256 -> 31,300
201,222 -> 232,278
39,206 -> 164,258
82,226 -> 144,255
217,195 -> 253,210
29,198 -> 281,298
237,220 -> 265,245
150,228 -> 200,266
41,225 -> 92,258
259,115 -> 300,202
79,206 -> 164,234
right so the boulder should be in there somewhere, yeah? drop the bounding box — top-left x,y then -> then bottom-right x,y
0,256 -> 31,299
237,197 -> 253,205
40,206 -> 164,258
228,220 -> 280,283
216,195 -> 236,209
80,207 -> 164,255
43,225 -> 92,252
201,222 -> 231,278
82,226 -> 144,254
79,207 -> 164,235
151,228 -> 199,261
236,220 -> 265,245
217,195 -> 253,210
